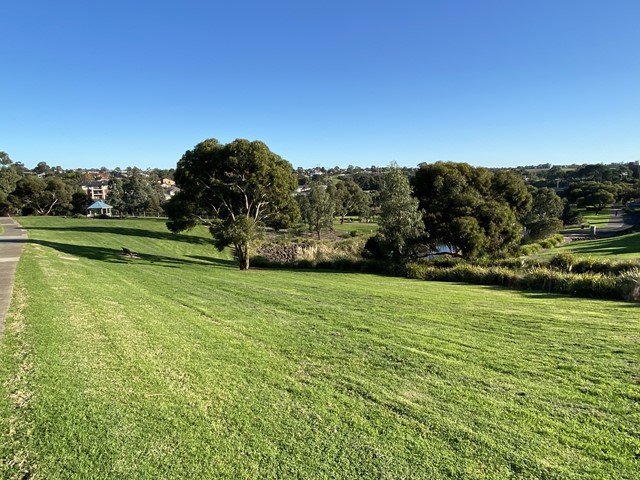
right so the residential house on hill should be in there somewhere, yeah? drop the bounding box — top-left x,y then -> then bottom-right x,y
80,179 -> 110,200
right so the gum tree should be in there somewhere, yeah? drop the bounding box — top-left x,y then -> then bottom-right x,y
377,164 -> 424,259
165,138 -> 298,270
412,162 -> 531,258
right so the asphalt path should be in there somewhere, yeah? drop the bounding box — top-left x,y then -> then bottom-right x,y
561,208 -> 639,238
0,217 -> 27,342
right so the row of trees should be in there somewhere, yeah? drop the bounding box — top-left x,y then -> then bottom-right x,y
106,170 -> 166,215
165,139 -> 574,270
0,152 -> 169,216
5,143 -> 634,271
368,163 -> 565,260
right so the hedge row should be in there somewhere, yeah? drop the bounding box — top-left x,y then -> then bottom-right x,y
405,262 -> 640,302
547,252 -> 640,274
429,253 -> 640,276
518,234 -> 565,255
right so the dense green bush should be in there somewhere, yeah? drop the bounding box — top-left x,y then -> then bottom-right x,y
561,256 -> 640,275
405,261 -> 640,302
519,243 -> 543,256
519,234 -> 564,256
619,269 -> 640,301
549,252 -> 576,272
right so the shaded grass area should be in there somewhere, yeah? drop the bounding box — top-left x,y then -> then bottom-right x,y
564,208 -> 613,230
582,208 -> 613,226
1,217 -> 639,479
541,231 -> 640,259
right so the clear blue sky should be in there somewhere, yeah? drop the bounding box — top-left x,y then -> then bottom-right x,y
2,0 -> 639,170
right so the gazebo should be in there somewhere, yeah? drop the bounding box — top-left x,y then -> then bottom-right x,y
86,200 -> 113,217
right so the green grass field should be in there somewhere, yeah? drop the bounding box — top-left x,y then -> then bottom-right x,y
333,220 -> 378,235
563,208 -> 614,230
541,231 -> 640,259
581,208 -> 614,226
1,217 -> 639,479
332,218 -> 378,235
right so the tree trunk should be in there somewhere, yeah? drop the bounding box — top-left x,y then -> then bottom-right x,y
236,243 -> 250,270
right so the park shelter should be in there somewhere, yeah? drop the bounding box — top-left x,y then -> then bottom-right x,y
87,200 -> 113,217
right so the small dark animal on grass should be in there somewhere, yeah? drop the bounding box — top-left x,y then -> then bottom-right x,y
122,247 -> 138,258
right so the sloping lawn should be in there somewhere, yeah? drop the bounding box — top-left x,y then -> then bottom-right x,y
1,217 -> 638,479
542,231 -> 640,259
581,208 -> 614,226
333,218 -> 378,235
564,208 -> 613,229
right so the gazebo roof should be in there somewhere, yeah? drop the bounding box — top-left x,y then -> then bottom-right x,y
87,200 -> 113,209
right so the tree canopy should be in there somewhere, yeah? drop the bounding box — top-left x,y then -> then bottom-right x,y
524,187 -> 564,240
165,138 -> 298,270
332,180 -> 371,224
377,165 -> 424,259
107,168 -> 164,215
298,182 -> 335,239
10,176 -> 73,216
412,162 -> 532,258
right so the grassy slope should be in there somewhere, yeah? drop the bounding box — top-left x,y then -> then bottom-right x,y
332,219 -> 378,235
564,208 -> 613,230
1,217 -> 639,479
582,208 -> 614,227
541,231 -> 640,258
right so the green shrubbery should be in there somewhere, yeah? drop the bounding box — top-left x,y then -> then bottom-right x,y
518,234 -> 564,255
547,253 -> 640,275
253,234 -> 640,302
405,257 -> 640,302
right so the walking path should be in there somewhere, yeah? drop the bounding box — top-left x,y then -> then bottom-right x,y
560,208 -> 638,238
0,217 -> 27,342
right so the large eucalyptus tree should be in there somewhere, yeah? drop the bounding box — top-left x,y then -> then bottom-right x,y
165,138 -> 298,270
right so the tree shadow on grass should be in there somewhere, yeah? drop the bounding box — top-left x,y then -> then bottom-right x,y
565,234 -> 640,256
186,255 -> 237,268
475,283 -> 639,305
28,239 -> 232,269
22,225 -> 214,246
0,238 -> 26,244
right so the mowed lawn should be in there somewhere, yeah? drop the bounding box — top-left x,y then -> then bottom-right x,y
1,217 -> 639,479
332,219 -> 378,235
563,208 -> 613,230
542,231 -> 640,259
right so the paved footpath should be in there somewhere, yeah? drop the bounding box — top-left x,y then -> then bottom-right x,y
0,217 -> 27,342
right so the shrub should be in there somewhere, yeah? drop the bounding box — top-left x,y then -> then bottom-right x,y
572,256 -> 603,274
295,259 -> 315,269
618,269 -> 640,302
362,234 -> 389,260
524,267 -> 571,294
519,243 -> 542,256
549,252 -> 576,272
431,256 -> 465,269
539,238 -> 555,249
406,262 -> 438,280
610,260 -> 640,275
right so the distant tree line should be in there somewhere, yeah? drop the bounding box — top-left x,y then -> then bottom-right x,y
0,151 -> 173,216
4,144 -> 639,269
